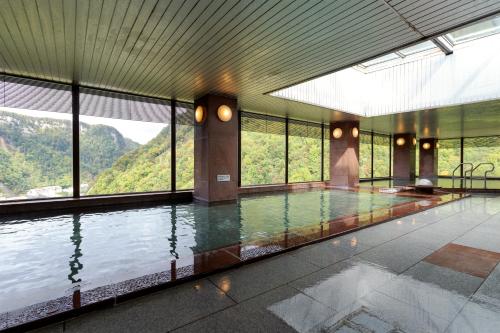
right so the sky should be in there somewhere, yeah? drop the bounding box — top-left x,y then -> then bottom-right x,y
0,107 -> 166,144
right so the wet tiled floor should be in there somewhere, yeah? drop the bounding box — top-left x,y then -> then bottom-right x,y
18,196 -> 500,332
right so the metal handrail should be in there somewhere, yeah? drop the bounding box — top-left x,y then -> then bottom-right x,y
452,163 -> 473,189
471,162 -> 495,189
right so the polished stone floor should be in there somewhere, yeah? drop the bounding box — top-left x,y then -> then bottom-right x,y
30,196 -> 500,333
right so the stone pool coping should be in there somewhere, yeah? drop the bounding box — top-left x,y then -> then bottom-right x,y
0,190 -> 468,332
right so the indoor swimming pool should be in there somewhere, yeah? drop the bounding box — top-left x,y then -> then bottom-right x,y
0,189 -> 425,318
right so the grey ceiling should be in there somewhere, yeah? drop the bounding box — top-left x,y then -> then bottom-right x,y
1,0 -> 500,132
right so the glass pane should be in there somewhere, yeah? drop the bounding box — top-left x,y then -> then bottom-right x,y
241,113 -> 286,185
176,103 -> 194,190
438,139 -> 461,176
0,76 -> 72,201
361,53 -> 400,67
79,89 -> 171,195
288,120 -> 322,182
373,134 -> 391,177
399,41 -> 436,56
324,125 -> 330,180
448,15 -> 500,44
464,137 -> 500,177
359,132 -> 372,178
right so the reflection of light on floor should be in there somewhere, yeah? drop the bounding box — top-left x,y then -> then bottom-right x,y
220,278 -> 231,293
397,220 -> 403,225
267,293 -> 335,332
350,237 -> 358,247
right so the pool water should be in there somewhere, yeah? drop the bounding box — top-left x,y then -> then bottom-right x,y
0,189 -> 416,313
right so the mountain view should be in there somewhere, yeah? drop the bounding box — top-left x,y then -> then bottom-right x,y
0,111 -> 194,199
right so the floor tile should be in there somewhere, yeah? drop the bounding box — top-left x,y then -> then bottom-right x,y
26,324 -> 64,333
362,292 -> 450,333
454,229 -> 500,253
355,239 -> 433,274
446,300 -> 500,333
290,259 -> 396,312
403,261 -> 484,297
347,223 -> 411,247
473,263 -> 500,306
172,286 -> 336,333
321,307 -> 394,333
422,220 -> 474,239
424,243 -> 500,278
403,210 -> 451,225
473,220 -> 500,237
209,254 -> 319,302
289,234 -> 371,268
397,228 -> 456,251
376,274 -> 469,322
322,292 -> 450,333
64,279 -> 234,333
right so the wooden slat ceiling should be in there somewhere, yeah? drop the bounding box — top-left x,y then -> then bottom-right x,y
1,0 -> 500,124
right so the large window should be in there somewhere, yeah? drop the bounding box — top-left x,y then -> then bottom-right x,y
288,120 -> 322,182
373,134 -> 391,177
175,102 -> 194,190
323,125 -> 330,181
241,113 -> 286,185
438,139 -> 461,176
359,132 -> 372,179
79,89 -> 171,195
464,137 -> 500,177
0,76 -> 72,201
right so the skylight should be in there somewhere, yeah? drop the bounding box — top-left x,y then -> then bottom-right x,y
446,14 -> 500,44
358,41 -> 438,70
359,53 -> 399,68
398,40 -> 436,56
269,14 -> 500,117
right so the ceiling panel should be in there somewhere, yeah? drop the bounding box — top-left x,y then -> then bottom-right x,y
0,0 -> 499,131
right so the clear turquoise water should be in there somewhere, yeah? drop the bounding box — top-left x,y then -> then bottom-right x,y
0,189 -> 416,313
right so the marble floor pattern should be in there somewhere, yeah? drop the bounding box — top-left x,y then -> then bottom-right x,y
27,195 -> 500,333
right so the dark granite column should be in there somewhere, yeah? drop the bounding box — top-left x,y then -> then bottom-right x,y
419,138 -> 438,183
393,133 -> 416,186
194,94 -> 238,203
329,121 -> 360,188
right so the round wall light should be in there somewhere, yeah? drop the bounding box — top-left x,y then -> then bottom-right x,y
194,105 -> 206,123
217,105 -> 232,122
396,137 -> 405,146
413,138 -> 417,146
332,128 -> 343,139
351,127 -> 359,138
422,142 -> 431,150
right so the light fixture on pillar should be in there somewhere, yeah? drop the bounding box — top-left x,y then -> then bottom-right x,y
351,127 -> 359,138
194,105 -> 206,124
217,105 -> 232,122
396,137 -> 405,146
332,128 -> 343,139
413,138 -> 417,146
422,142 -> 431,150
436,142 -> 440,149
